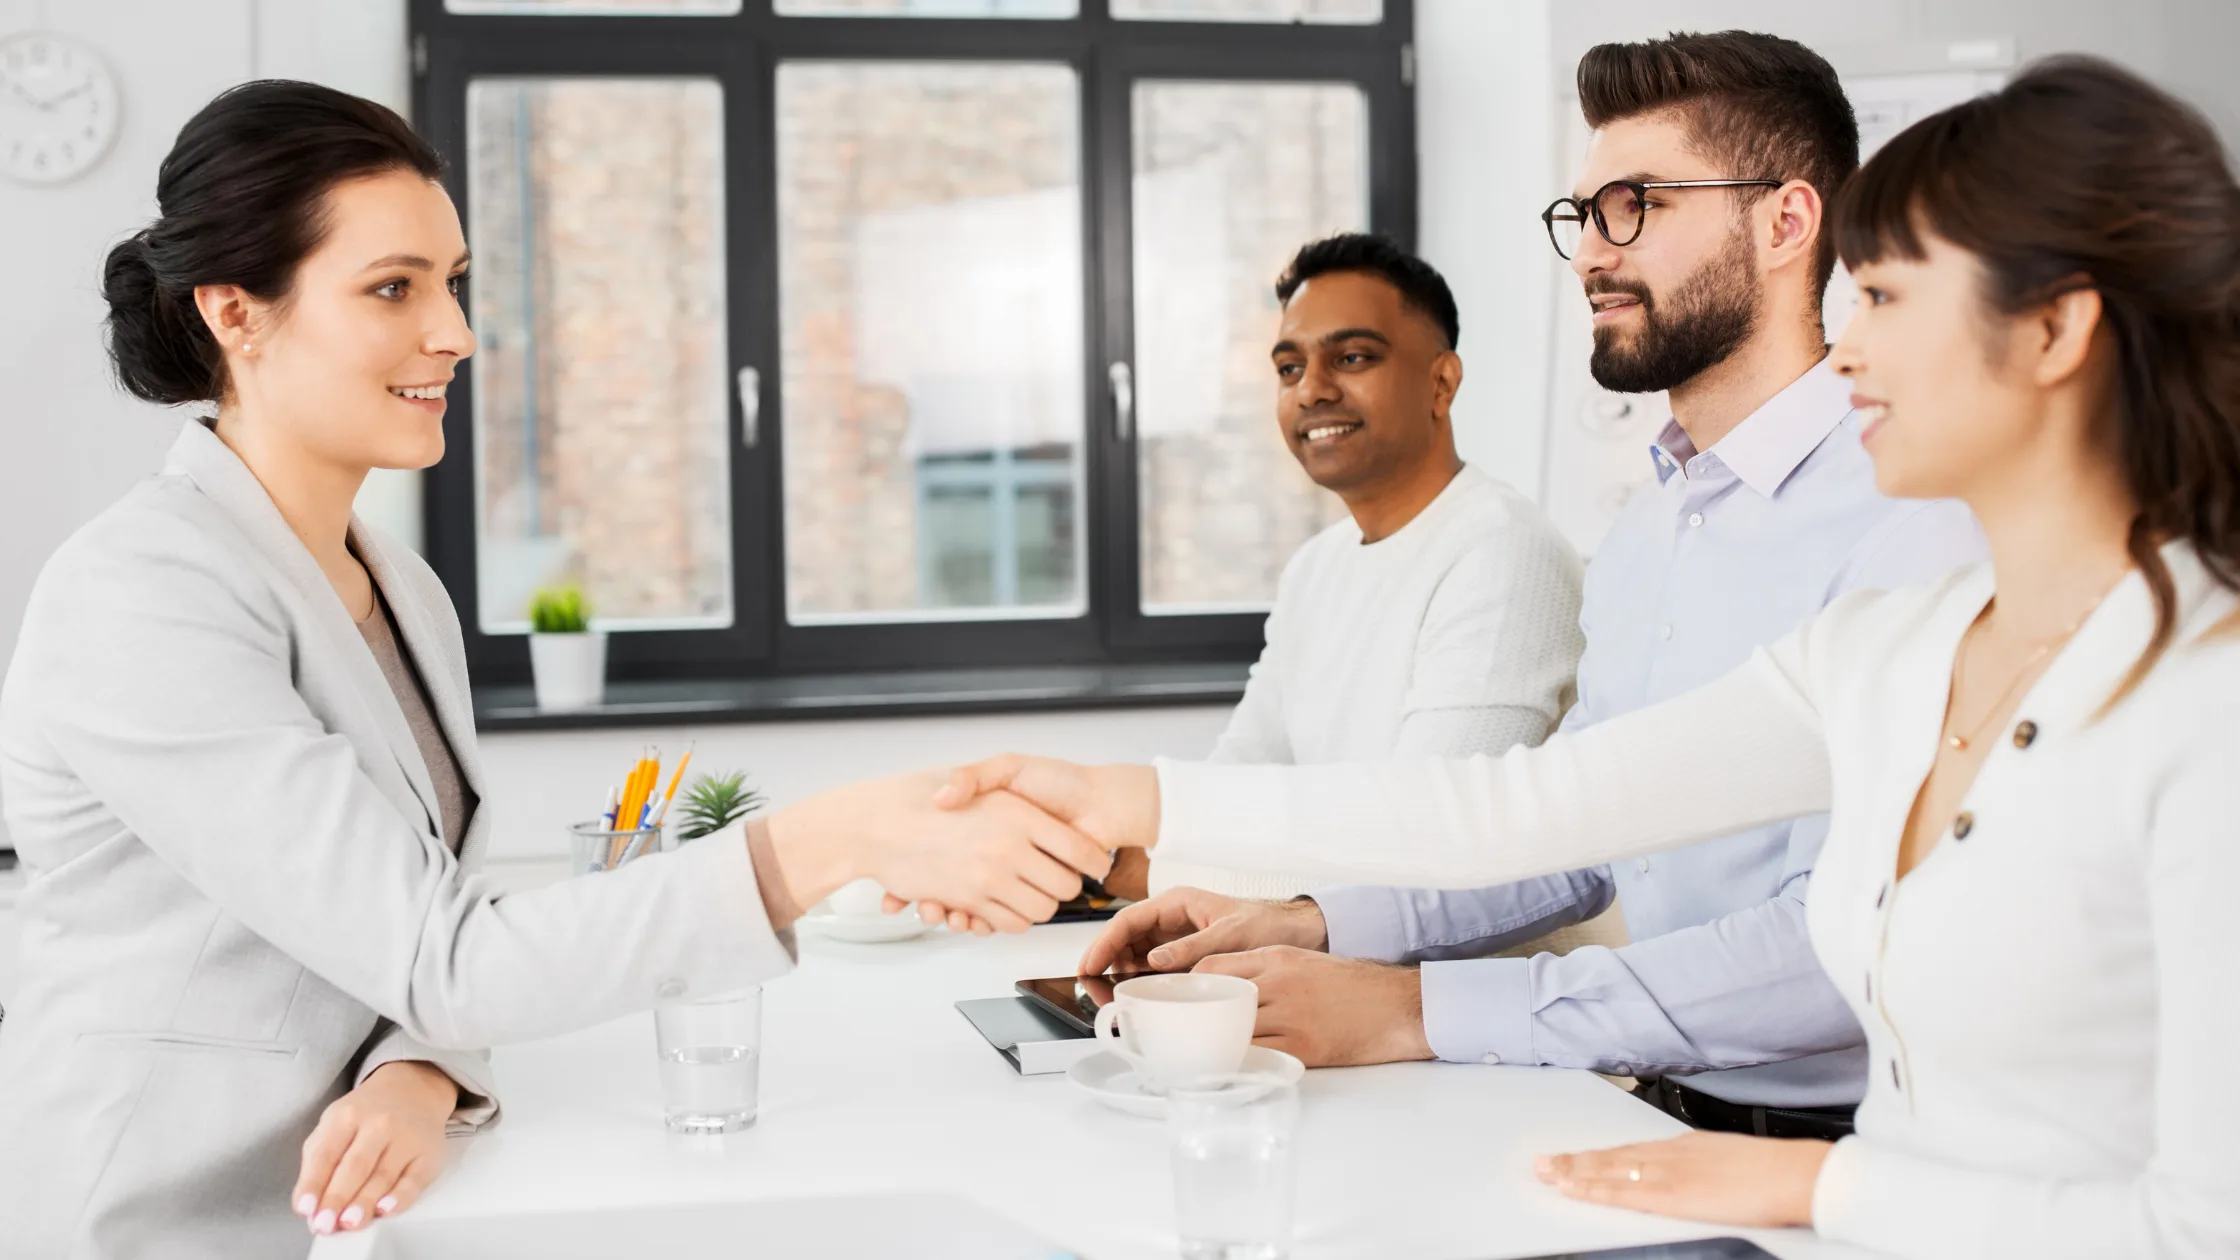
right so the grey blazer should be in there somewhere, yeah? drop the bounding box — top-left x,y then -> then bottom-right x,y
0,421 -> 795,1259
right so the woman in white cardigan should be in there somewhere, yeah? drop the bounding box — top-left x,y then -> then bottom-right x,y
0,82 -> 1106,1257
929,58 -> 2240,1259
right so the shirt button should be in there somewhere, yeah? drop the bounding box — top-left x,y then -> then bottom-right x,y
1687,512 -> 1705,528
655,978 -> 687,1001
1660,624 -> 1674,641
2013,720 -> 2038,749
1952,812 -> 1975,841
1481,1053 -> 1502,1065
1635,858 -> 1651,875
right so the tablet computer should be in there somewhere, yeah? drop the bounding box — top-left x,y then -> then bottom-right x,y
1015,973 -> 1144,1036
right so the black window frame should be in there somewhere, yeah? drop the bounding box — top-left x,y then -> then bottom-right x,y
411,0 -> 1416,690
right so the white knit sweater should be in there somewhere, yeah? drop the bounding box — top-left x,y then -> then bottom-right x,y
1149,464 -> 1585,901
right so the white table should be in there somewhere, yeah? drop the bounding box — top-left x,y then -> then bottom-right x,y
315,920 -> 1881,1260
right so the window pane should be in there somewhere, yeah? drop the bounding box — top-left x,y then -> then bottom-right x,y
776,0 -> 1075,16
1132,80 -> 1368,613
777,62 -> 1085,623
447,0 -> 740,12
1113,0 -> 1378,22
467,78 -> 734,633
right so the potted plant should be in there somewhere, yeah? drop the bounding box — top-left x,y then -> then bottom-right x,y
527,584 -> 606,711
673,770 -> 765,842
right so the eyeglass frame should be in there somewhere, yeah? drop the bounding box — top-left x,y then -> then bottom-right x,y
1541,179 -> 1785,260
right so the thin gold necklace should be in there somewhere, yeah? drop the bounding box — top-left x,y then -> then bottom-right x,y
1942,584 -> 2115,751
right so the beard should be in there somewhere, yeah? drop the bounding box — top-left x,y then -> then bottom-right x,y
1588,229 -> 1761,395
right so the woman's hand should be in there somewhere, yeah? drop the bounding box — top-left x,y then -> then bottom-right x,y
767,771 -> 1112,933
293,1060 -> 459,1235
931,756 -> 1161,853
1534,1131 -> 1832,1228
908,758 -> 1161,934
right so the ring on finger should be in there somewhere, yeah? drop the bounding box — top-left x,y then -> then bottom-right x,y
1627,1166 -> 1642,1183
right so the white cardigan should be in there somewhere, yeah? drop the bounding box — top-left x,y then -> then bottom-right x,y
1155,543 -> 2240,1259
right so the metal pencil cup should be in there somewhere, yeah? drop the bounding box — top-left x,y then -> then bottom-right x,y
569,821 -> 664,875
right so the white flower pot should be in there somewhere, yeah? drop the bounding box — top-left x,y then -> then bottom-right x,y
529,631 -> 607,711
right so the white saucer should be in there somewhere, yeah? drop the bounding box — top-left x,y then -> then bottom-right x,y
1066,1048 -> 1305,1118
801,910 -> 929,944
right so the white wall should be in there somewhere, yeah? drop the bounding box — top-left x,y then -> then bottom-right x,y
1414,0 -> 1556,496
1545,0 -> 2238,149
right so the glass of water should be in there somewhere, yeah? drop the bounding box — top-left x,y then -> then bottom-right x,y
1166,1074 -> 1300,1260
652,987 -> 761,1134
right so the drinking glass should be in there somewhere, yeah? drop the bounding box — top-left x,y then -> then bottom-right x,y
1166,1074 -> 1299,1260
652,987 -> 761,1134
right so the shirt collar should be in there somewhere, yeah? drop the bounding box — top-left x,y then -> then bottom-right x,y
1644,357 -> 1854,498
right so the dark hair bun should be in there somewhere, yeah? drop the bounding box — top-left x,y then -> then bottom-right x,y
98,80 -> 446,409
101,231 -> 221,406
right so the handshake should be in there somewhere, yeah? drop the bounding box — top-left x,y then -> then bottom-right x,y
760,754 -> 1160,934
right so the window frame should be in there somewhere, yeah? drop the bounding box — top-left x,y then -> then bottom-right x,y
411,0 -> 1416,689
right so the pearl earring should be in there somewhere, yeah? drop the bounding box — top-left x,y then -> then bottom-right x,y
241,341 -> 254,355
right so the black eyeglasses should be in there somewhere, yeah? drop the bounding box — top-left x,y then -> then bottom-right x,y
1541,179 -> 1783,260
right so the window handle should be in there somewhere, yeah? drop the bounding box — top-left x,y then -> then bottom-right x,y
737,366 -> 761,449
1108,360 -> 1134,442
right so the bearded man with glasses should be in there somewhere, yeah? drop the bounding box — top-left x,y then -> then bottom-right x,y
1069,30 -> 1988,1144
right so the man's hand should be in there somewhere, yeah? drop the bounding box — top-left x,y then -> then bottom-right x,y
1535,1132 -> 1831,1228
1193,946 -> 1434,1068
1077,887 -> 1329,976
293,1060 -> 457,1235
767,772 -> 1111,934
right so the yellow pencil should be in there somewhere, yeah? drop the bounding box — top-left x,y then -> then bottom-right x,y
610,747 -> 657,864
651,742 -> 695,828
625,747 -> 659,827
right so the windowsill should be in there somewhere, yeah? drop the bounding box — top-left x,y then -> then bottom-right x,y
473,661 -> 1249,732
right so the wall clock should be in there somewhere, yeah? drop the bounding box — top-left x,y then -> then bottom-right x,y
0,32 -> 120,186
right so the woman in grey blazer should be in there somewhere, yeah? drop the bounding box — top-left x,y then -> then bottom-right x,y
0,82 -> 1108,1259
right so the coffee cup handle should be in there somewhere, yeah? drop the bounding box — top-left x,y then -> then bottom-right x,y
1092,1004 -> 1147,1074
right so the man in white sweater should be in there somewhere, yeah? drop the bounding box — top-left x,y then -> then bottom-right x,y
1111,233 -> 1586,903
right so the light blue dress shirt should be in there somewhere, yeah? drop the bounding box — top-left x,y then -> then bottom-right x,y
1311,360 -> 1987,1108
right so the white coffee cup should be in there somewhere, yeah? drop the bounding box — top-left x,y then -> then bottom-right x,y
1090,973 -> 1256,1093
827,877 -> 893,920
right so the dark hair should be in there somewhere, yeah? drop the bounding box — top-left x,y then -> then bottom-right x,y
1577,30 -> 1859,300
1275,233 -> 1460,350
101,80 -> 445,406
1834,56 -> 2240,698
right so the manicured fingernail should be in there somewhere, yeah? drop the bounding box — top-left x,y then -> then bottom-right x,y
1148,947 -> 1171,966
296,1193 -> 318,1217
312,1209 -> 337,1234
377,1195 -> 399,1215
340,1206 -> 364,1229
1533,1156 -> 1551,1175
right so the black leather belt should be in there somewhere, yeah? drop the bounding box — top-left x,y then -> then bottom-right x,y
1637,1077 -> 1857,1141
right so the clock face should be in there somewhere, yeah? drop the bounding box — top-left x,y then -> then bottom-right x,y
0,33 -> 120,186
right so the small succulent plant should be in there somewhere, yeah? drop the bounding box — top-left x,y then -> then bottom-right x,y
675,770 -> 765,841
528,584 -> 592,634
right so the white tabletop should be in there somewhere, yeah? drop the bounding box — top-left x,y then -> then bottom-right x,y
317,919 -> 1881,1260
